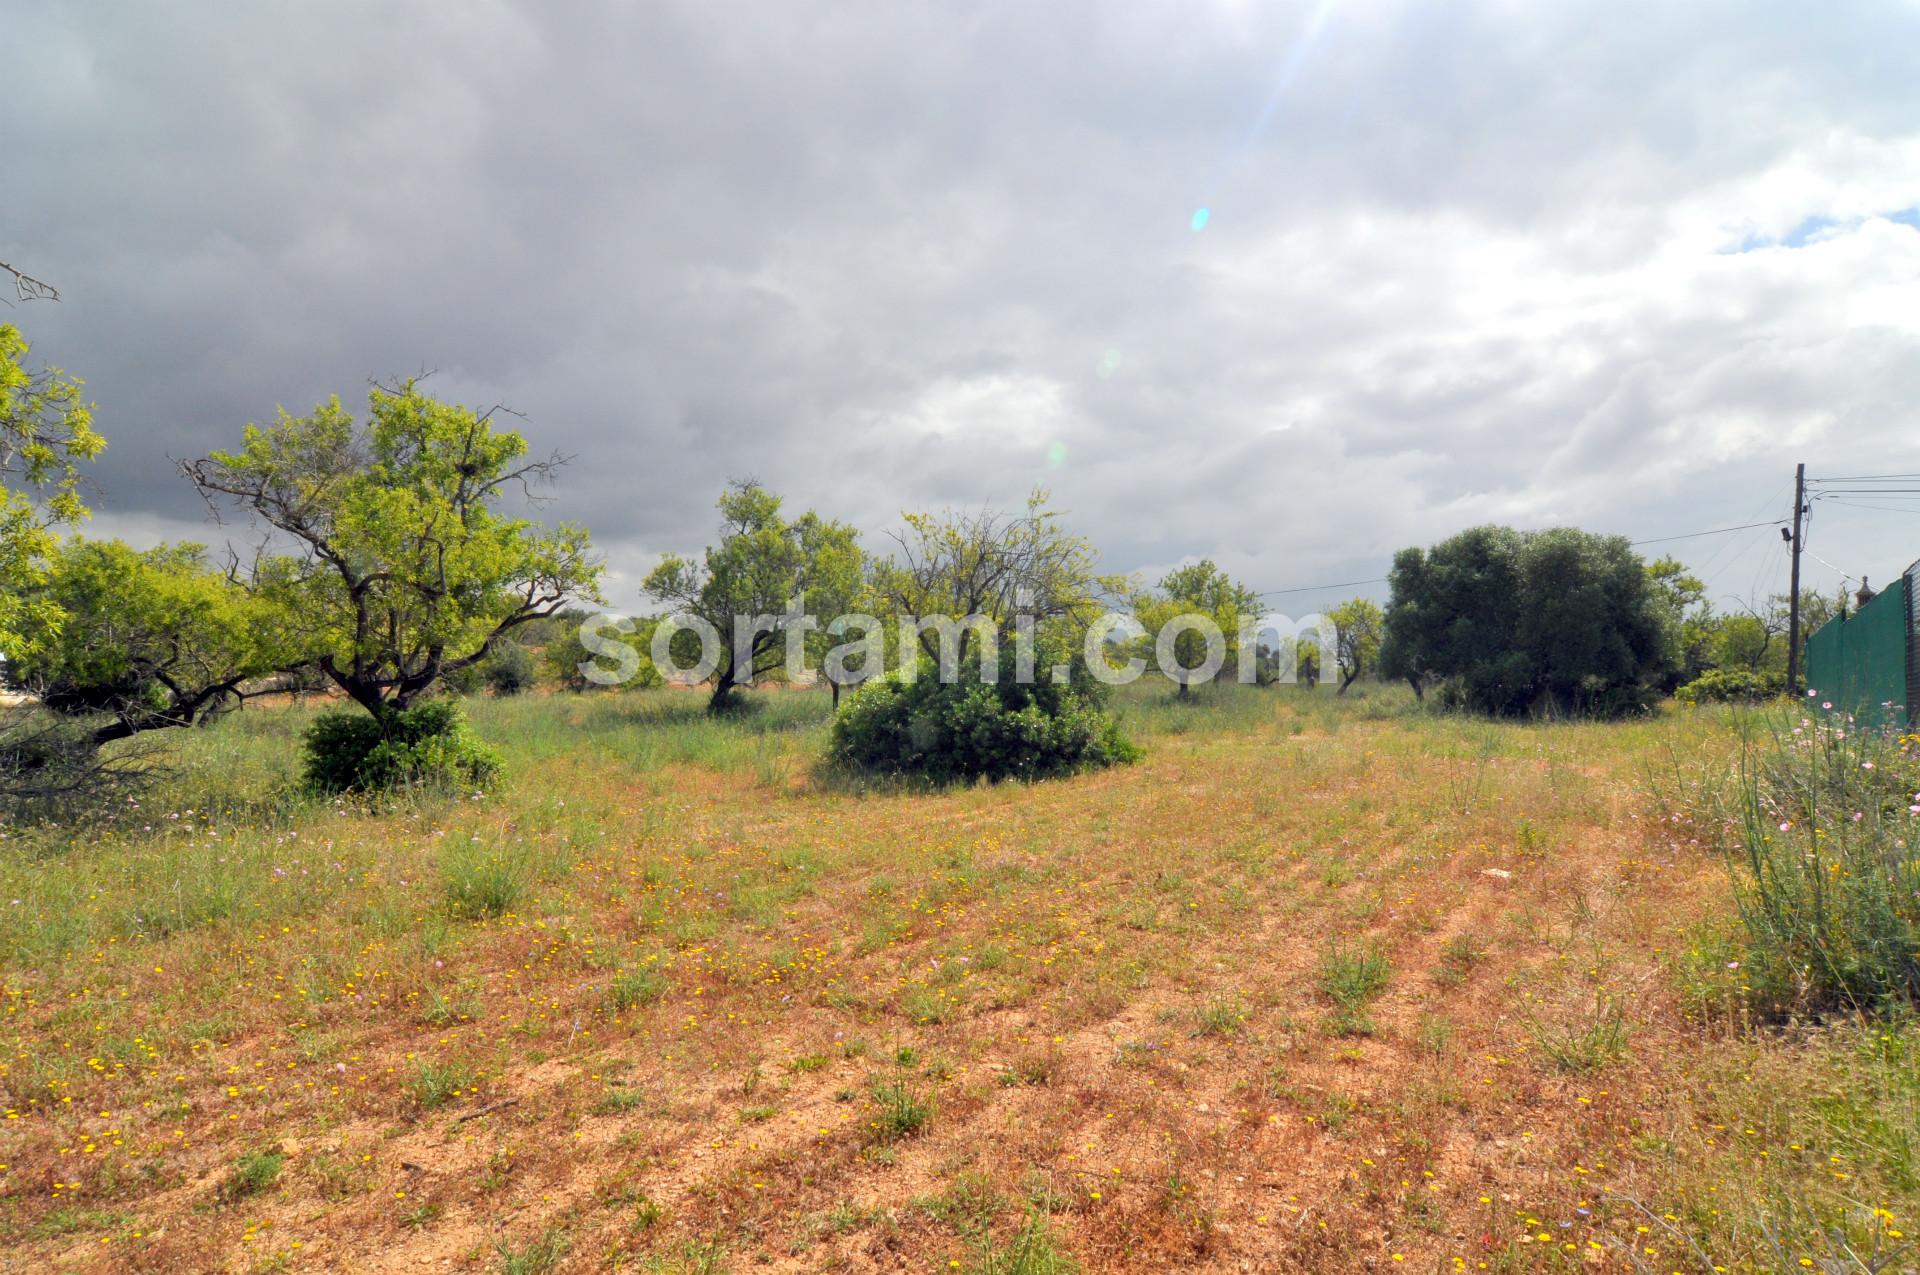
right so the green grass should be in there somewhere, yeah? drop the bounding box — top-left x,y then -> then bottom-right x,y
442,835 -> 538,919
1525,995 -> 1631,1073
494,1226 -> 569,1274
412,1061 -> 477,1109
972,1212 -> 1078,1275
609,966 -> 669,1010
868,1078 -> 933,1143
1317,941 -> 1391,1035
7,686 -> 1915,1272
223,1147 -> 284,1200
1191,994 -> 1248,1039
1716,709 -> 1920,1012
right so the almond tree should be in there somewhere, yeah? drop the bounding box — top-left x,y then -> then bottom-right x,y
183,381 -> 600,719
644,480 -> 863,712
0,321 -> 103,659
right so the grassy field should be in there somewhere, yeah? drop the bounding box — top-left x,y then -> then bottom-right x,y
1,684 -> 1914,1273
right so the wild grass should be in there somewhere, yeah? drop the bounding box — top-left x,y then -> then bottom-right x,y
494,1226 -> 569,1275
1524,994 -> 1631,1073
222,1147 -> 284,1201
1715,708 -> 1920,1012
972,1211 -> 1078,1275
609,966 -> 669,1010
1317,942 -> 1391,1035
441,834 -> 540,919
412,1060 -> 477,1109
868,1077 -> 934,1143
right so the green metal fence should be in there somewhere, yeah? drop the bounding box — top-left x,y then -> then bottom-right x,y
1804,570 -> 1913,729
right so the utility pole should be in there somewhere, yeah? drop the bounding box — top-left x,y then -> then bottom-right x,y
1785,461 -> 1807,697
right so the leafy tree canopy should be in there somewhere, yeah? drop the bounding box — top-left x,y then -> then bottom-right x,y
644,480 -> 863,710
4,538 -> 293,743
183,381 -> 599,718
873,489 -> 1117,662
1326,596 -> 1384,694
1381,525 -> 1674,717
0,323 -> 103,659
1130,559 -> 1261,696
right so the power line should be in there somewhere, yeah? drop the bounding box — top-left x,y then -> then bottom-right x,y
1252,517 -> 1787,598
1694,476 -> 1794,579
1805,547 -> 1856,583
1820,498 -> 1920,514
1628,518 -> 1784,546
1811,473 -> 1920,483
1256,576 -> 1388,597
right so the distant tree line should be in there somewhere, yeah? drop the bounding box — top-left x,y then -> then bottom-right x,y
1,291 -> 1815,807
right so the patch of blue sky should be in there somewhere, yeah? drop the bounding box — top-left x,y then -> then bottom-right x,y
1722,205 -> 1920,253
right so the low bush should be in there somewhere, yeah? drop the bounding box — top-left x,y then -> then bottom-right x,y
1678,667 -> 1783,706
301,700 -> 502,794
828,648 -> 1137,784
482,640 -> 537,696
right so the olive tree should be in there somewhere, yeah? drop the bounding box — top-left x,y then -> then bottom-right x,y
1380,525 -> 1673,717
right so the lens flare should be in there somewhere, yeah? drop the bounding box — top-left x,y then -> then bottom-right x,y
1190,0 -> 1342,228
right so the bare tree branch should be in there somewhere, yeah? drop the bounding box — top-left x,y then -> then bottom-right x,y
0,260 -> 60,304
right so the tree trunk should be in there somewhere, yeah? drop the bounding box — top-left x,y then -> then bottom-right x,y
708,669 -> 737,712
1338,669 -> 1358,696
830,678 -> 841,710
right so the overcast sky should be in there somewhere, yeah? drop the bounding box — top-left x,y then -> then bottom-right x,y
6,1 -> 1920,612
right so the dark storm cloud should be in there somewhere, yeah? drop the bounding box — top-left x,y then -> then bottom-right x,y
5,0 -> 1919,609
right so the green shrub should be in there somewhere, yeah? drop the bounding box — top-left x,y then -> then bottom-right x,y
439,661 -> 485,696
1721,712 -> 1920,1011
541,618 -> 664,692
1678,667 -> 1783,706
301,700 -> 502,794
482,640 -> 536,696
828,648 -> 1137,784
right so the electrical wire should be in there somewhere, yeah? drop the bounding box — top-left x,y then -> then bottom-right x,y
1810,473 -> 1920,482
1255,576 -> 1388,597
1628,519 -> 1785,546
1253,517 -> 1787,597
1248,471 -> 1914,599
1819,498 -> 1920,514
